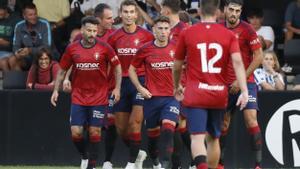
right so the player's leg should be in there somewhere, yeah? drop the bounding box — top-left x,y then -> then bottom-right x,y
218,111 -> 231,169
114,112 -> 130,145
86,105 -> 106,169
218,93 -> 238,169
113,77 -> 132,147
127,76 -> 146,169
178,114 -> 193,168
127,105 -> 145,169
244,109 -> 262,169
243,83 -> 262,169
159,98 -> 179,168
144,97 -> 161,169
147,127 -> 161,169
103,113 -> 117,169
186,107 -> 208,169
103,96 -> 118,169
70,104 -> 89,169
206,109 -> 224,169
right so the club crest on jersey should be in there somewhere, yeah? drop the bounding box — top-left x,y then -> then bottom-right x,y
134,39 -> 140,46
94,52 -> 100,61
169,50 -> 175,58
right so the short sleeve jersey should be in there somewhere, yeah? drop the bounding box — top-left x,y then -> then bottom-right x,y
60,40 -> 120,106
107,26 -> 154,77
221,21 -> 261,84
175,23 -> 240,109
131,41 -> 176,96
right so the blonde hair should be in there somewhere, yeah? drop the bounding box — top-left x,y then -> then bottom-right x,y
264,51 -> 281,72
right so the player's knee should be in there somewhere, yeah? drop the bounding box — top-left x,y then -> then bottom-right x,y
88,127 -> 101,136
245,118 -> 258,128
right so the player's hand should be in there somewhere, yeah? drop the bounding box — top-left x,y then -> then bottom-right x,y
27,83 -> 33,89
111,88 -> 121,103
174,85 -> 184,101
229,80 -> 240,94
51,90 -> 59,107
236,91 -> 248,110
138,86 -> 152,99
63,79 -> 72,92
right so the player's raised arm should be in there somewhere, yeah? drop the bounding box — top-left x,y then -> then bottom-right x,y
51,67 -> 67,107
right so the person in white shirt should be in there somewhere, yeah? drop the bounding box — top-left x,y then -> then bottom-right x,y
254,51 -> 285,90
247,8 -> 275,51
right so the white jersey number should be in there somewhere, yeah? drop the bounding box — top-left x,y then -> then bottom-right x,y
197,43 -> 222,73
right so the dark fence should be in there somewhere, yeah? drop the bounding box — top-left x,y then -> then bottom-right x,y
0,90 -> 299,168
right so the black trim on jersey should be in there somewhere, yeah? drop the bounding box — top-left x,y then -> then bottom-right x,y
122,25 -> 140,34
153,40 -> 170,48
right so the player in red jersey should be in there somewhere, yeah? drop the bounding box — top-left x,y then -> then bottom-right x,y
173,0 -> 248,168
218,1 -> 264,169
160,0 -> 191,168
62,4 -> 118,169
129,16 -> 179,169
107,1 -> 154,169
50,16 -> 122,169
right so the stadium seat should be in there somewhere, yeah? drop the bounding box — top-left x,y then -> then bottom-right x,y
3,71 -> 28,89
284,39 -> 300,75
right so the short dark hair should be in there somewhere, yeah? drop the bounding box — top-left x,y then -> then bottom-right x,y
200,0 -> 220,16
120,0 -> 138,11
94,3 -> 111,18
179,11 -> 191,24
81,16 -> 99,26
247,8 -> 263,18
161,0 -> 181,13
154,15 -> 170,25
22,2 -> 36,12
225,0 -> 243,6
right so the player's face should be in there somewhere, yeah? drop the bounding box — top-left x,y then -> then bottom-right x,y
99,9 -> 114,30
225,3 -> 242,25
247,16 -> 262,30
23,8 -> 38,25
82,23 -> 98,44
120,5 -> 138,26
153,21 -> 170,42
262,53 -> 275,69
38,53 -> 51,69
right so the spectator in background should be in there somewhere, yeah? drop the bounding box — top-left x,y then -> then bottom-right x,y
0,4 -> 21,70
284,0 -> 300,42
9,3 -> 55,71
33,0 -> 70,54
254,51 -> 285,90
26,47 -> 59,90
71,0 -> 101,16
247,8 -> 275,51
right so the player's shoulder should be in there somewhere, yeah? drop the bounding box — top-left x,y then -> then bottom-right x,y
137,26 -> 153,35
240,20 -> 255,32
108,27 -> 123,39
66,40 -> 81,49
138,41 -> 154,51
